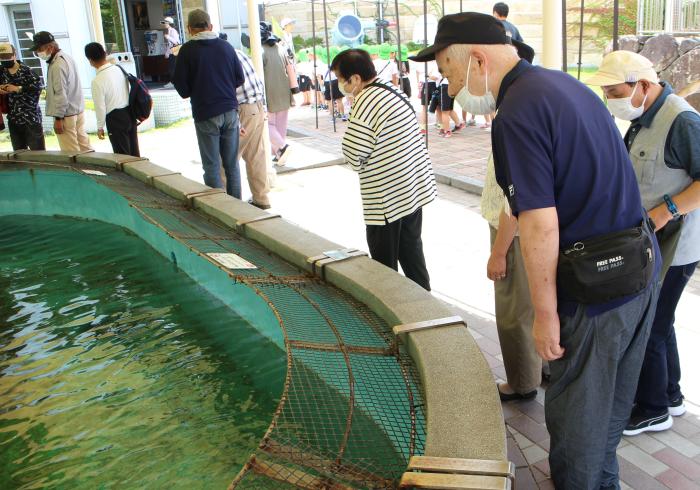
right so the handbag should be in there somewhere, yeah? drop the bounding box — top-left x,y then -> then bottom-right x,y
557,218 -> 656,304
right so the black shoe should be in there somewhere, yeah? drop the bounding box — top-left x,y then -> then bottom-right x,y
623,407 -> 673,436
669,395 -> 686,417
247,198 -> 271,210
497,385 -> 537,402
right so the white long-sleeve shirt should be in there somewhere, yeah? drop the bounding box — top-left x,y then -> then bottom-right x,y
90,63 -> 129,130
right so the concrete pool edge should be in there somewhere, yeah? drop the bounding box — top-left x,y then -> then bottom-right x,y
0,151 -> 507,466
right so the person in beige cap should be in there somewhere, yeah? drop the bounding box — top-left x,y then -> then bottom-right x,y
160,16 -> 180,89
589,50 -> 700,438
0,42 -> 45,150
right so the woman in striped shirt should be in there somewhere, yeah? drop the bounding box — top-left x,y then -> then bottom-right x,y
331,49 -> 437,290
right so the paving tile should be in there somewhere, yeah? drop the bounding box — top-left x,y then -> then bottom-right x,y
618,456 -> 668,490
656,468 -> 700,490
649,429 -> 700,458
653,447 -> 700,480
625,432 -> 667,454
475,336 -> 503,357
538,437 -> 551,452
515,467 -> 539,490
618,445 -> 670,477
522,444 -> 548,465
507,414 -> 550,444
531,466 -> 549,483
500,402 -> 521,421
483,352 -> 503,369
533,458 -> 551,477
513,431 -> 535,450
518,400 -> 546,424
673,417 -> 700,438
537,479 -> 555,489
507,436 -> 528,468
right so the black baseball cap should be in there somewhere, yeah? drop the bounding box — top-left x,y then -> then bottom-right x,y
31,31 -> 54,51
409,12 -> 534,63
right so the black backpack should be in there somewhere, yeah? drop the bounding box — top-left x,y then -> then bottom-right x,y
116,65 -> 153,123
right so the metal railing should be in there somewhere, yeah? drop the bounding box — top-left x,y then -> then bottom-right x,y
638,0 -> 700,34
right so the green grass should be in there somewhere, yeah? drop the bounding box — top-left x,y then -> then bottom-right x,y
567,66 -> 604,100
0,116 -> 193,152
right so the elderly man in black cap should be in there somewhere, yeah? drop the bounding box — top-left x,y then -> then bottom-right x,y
411,13 -> 661,489
32,31 -> 91,152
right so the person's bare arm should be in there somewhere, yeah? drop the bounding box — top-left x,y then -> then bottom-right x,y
518,207 -> 565,361
487,210 -> 517,281
648,181 -> 700,230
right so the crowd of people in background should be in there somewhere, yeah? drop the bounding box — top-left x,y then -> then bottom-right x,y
1,4 -> 698,488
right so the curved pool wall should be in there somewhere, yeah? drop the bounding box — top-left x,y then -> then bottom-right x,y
0,150 -> 509,486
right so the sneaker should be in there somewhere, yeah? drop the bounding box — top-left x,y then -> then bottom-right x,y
440,130 -> 452,138
163,82 -> 174,89
467,119 -> 476,126
453,122 -> 466,132
340,114 -> 349,122
669,396 -> 686,417
275,144 -> 290,166
623,408 -> 673,436
420,128 -> 427,135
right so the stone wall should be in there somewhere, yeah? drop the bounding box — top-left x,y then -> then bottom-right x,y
609,34 -> 700,109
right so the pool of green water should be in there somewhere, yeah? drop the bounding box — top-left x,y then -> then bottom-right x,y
0,215 -> 286,489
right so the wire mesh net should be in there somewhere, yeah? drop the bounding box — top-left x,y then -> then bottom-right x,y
13,162 -> 427,489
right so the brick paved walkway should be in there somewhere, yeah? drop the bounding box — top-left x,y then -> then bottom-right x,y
287,101 -> 492,190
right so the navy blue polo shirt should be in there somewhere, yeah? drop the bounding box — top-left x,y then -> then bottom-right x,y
492,60 -> 651,315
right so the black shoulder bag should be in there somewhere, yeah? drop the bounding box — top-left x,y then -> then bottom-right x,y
557,216 -> 657,304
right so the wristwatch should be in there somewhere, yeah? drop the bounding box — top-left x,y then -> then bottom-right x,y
663,194 -> 681,220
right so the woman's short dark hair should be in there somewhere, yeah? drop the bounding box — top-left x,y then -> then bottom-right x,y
84,42 -> 106,62
330,49 -> 376,81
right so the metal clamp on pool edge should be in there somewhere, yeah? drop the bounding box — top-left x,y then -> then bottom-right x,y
392,316 -> 465,335
399,455 -> 515,489
307,248 -> 368,280
235,213 -> 282,231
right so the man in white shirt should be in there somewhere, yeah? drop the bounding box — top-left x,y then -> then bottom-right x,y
85,42 -> 139,156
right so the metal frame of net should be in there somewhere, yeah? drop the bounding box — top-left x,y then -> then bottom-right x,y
4,162 -> 426,489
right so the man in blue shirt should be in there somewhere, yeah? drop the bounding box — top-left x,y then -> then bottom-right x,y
174,9 -> 245,199
493,2 -> 523,43
589,51 -> 700,437
412,13 -> 660,488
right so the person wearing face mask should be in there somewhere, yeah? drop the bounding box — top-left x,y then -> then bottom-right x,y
332,49 -> 436,290
0,43 -> 45,150
173,9 -> 245,199
413,13 -> 661,489
588,51 -> 700,437
31,31 -> 92,152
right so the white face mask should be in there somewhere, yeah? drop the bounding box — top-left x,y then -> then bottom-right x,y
338,77 -> 355,97
455,56 -> 496,116
606,83 -> 647,120
36,50 -> 51,61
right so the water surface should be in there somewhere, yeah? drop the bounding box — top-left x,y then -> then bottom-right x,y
0,215 -> 286,489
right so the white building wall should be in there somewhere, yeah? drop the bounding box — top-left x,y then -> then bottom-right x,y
0,0 -> 96,88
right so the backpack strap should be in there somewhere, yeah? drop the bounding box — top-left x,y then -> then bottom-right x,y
367,81 -> 415,115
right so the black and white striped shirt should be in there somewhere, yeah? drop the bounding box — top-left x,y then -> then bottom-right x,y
342,81 -> 436,225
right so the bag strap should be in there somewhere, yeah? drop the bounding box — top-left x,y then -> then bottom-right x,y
367,81 -> 415,115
